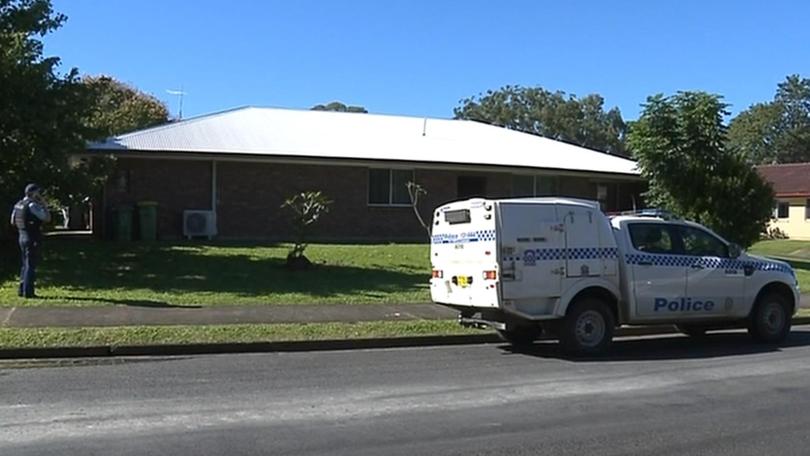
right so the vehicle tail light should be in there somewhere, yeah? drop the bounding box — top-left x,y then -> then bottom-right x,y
483,270 -> 497,280
432,269 -> 443,279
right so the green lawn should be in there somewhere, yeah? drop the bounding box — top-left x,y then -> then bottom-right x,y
0,241 -> 431,307
0,320 -> 482,349
1,239 -> 805,310
748,240 -> 810,290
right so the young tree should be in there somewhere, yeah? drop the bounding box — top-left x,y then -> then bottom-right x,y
454,85 -> 627,156
628,92 -> 774,247
406,181 -> 430,239
280,191 -> 333,270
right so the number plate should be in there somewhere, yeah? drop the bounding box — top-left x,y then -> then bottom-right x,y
457,276 -> 470,287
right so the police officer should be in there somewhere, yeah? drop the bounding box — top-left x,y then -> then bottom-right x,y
9,184 -> 51,298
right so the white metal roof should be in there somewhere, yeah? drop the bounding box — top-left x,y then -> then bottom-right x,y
87,106 -> 640,176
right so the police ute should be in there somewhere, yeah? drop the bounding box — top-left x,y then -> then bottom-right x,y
430,198 -> 801,354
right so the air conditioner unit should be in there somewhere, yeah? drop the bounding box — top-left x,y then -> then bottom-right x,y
183,210 -> 217,239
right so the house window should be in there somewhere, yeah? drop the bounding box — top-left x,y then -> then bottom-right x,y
457,176 -> 487,198
806,199 -> 810,220
512,175 -> 534,197
776,201 -> 790,219
511,175 -> 559,197
368,169 -> 413,206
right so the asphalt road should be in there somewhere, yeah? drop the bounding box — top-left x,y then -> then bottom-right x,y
4,329 -> 810,455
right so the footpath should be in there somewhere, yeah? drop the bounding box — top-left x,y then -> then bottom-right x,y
0,303 -> 457,328
2,293 -> 808,328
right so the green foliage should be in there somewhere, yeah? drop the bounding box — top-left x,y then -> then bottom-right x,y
281,191 -> 333,259
311,101 -> 368,113
728,74 -> 810,164
0,3 -> 169,236
0,0 -> 99,236
628,92 -> 774,247
82,75 -> 169,137
454,85 -> 627,155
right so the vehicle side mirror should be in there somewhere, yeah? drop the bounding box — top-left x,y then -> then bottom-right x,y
729,243 -> 742,259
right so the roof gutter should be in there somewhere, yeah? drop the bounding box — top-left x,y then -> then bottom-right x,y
79,149 -> 644,182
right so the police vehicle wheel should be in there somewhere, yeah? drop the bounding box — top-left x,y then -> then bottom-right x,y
748,292 -> 792,344
560,298 -> 614,355
497,325 -> 541,346
676,324 -> 707,338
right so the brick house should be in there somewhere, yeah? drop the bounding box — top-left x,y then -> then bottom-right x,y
757,163 -> 810,240
84,107 -> 643,241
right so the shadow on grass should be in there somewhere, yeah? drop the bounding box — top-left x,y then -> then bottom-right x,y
38,296 -> 201,309
780,258 -> 810,271
499,330 -> 810,362
10,240 -> 428,300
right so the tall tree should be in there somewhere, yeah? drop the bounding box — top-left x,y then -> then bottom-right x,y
311,101 -> 368,113
628,92 -> 774,247
728,74 -> 810,164
83,75 -> 169,137
454,85 -> 627,155
0,0 -> 101,238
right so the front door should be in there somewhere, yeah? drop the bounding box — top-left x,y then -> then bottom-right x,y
626,223 -> 688,318
679,226 -> 744,317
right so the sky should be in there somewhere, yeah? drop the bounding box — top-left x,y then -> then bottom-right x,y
45,0 -> 810,121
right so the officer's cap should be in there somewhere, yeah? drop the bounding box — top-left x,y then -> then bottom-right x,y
24,183 -> 41,195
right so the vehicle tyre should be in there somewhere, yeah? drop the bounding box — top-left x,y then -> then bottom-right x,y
559,297 -> 615,355
676,324 -> 708,338
497,325 -> 541,347
748,292 -> 792,344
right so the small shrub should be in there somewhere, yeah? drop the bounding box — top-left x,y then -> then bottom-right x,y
281,191 -> 333,270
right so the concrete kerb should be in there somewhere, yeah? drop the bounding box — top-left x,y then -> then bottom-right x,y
3,317 -> 809,360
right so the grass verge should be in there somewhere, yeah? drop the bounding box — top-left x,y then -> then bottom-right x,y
749,240 -> 810,289
0,320 -> 484,349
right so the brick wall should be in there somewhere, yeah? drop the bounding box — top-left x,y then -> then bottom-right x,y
105,157 -> 642,241
104,158 -> 212,239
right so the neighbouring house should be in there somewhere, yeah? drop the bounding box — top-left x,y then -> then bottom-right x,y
83,106 -> 644,241
757,163 -> 810,240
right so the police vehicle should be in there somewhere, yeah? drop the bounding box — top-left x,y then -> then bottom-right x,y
430,198 -> 801,354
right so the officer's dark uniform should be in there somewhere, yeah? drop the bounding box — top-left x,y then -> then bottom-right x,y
12,190 -> 45,298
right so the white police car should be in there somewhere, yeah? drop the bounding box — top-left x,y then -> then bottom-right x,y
429,198 -> 800,354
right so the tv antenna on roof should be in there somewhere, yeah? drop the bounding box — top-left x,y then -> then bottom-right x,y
166,88 -> 187,120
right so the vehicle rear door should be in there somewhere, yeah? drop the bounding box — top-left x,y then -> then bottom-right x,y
625,223 -> 687,318
499,202 -> 563,299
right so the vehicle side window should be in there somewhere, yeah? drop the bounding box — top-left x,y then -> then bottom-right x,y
628,224 -> 676,254
679,227 -> 729,257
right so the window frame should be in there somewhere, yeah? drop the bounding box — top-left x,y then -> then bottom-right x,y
367,167 -> 415,207
511,174 -> 559,197
676,225 -> 730,258
626,222 -> 732,258
627,222 -> 679,255
805,199 -> 810,220
776,201 -> 790,219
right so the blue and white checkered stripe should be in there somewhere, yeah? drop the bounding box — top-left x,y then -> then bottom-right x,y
625,254 -> 793,274
503,247 -> 619,263
431,229 -> 496,245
